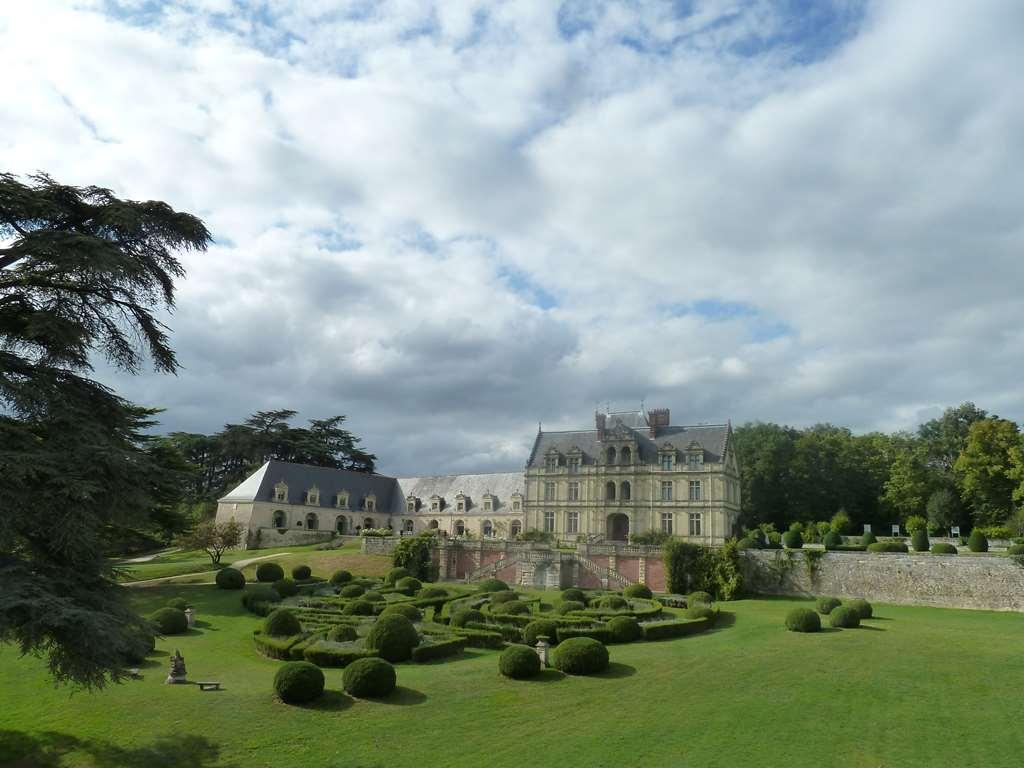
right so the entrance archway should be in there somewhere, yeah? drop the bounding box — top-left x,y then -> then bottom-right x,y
607,513 -> 629,541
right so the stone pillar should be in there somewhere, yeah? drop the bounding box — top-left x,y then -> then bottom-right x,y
438,543 -> 450,579
184,608 -> 195,628
639,556 -> 647,585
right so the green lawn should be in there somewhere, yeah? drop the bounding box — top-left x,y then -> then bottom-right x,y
3,586 -> 1024,768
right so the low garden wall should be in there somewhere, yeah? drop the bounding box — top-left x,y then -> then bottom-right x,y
247,527 -> 338,549
742,549 -> 1024,612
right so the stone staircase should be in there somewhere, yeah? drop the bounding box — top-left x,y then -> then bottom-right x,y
575,554 -> 631,589
466,554 -> 521,582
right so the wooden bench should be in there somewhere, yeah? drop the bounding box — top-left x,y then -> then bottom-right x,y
197,681 -> 221,691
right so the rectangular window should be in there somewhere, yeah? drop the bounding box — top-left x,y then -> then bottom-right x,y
687,453 -> 701,469
545,456 -> 558,471
660,512 -> 673,534
688,512 -> 702,536
567,511 -> 579,534
513,501 -> 521,511
544,482 -> 556,502
661,454 -> 673,471
660,481 -> 673,501
568,482 -> 580,501
484,500 -> 492,511
689,480 -> 701,501
568,457 -> 581,474
543,510 -> 555,532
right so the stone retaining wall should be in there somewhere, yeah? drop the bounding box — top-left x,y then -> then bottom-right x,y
743,549 -> 1024,612
247,527 -> 337,549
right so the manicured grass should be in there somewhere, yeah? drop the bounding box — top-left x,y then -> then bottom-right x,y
3,588 -> 1024,767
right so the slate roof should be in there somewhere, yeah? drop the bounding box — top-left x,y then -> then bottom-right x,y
219,460 -> 399,511
392,473 -> 524,516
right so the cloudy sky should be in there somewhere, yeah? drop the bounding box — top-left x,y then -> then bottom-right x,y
2,0 -> 1022,475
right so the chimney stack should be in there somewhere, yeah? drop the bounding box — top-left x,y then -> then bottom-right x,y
595,412 -> 606,441
647,408 -> 670,437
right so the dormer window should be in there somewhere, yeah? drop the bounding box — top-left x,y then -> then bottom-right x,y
567,456 -> 581,473
686,446 -> 703,469
406,495 -> 418,514
544,450 -> 560,471
483,493 -> 495,512
511,492 -> 522,512
305,487 -> 320,506
659,444 -> 675,471
455,492 -> 467,513
430,495 -> 441,513
364,495 -> 376,513
273,482 -> 288,503
336,491 -> 349,508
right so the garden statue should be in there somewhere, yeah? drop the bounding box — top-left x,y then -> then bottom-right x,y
534,636 -> 551,668
165,649 -> 187,684
184,608 -> 195,627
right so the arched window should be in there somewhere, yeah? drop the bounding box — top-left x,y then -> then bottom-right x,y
363,517 -> 375,529
272,510 -> 286,529
510,520 -> 522,538
306,513 -> 319,530
455,520 -> 465,536
429,519 -> 439,530
403,519 -> 414,533
605,481 -> 616,501
620,446 -> 632,464
335,516 -> 347,534
606,446 -> 616,464
620,481 -> 631,501
483,520 -> 493,537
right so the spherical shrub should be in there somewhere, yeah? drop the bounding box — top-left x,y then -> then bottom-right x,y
241,585 -> 281,611
417,586 -> 447,599
149,607 -> 188,635
273,578 -> 298,598
386,567 -> 412,585
687,591 -> 713,606
291,565 -> 312,580
362,590 -> 384,603
450,609 -> 485,627
166,597 -> 189,611
395,576 -> 422,594
596,595 -> 628,611
557,600 -> 585,615
608,616 -> 642,643
686,606 -> 715,621
342,600 -> 375,616
968,529 -> 989,552
326,625 -> 358,642
499,644 -> 541,679
860,531 -> 877,546
522,619 -> 559,647
477,578 -> 510,593
274,661 -> 324,704
264,608 -> 302,637
342,657 -> 396,698
931,542 -> 958,555
847,598 -> 873,619
553,636 -> 609,675
623,583 -> 653,599
830,606 -> 860,628
492,600 -> 530,616
561,588 -> 586,604
216,567 -> 245,590
816,596 -> 841,615
329,569 -> 353,585
1007,543 -> 1024,555
256,562 -> 284,582
823,531 -> 843,550
911,529 -> 929,552
339,584 -> 365,598
490,591 -> 520,604
782,529 -> 804,549
365,613 -> 419,662
785,608 -> 821,633
123,626 -> 157,663
380,604 -> 423,622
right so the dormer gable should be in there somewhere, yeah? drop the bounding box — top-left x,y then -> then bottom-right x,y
273,481 -> 288,503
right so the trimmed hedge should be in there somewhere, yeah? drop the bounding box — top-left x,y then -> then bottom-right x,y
830,606 -> 860,628
595,595 -> 628,611
380,604 -> 423,622
782,530 -> 804,549
490,591 -> 520,605
241,586 -> 281,613
326,625 -> 358,642
561,588 -> 587,605
491,600 -> 530,616
931,542 -> 958,554
785,608 -> 821,633
450,609 -> 486,628
499,644 -> 541,679
264,608 -> 302,637
685,605 -> 715,621
384,567 -> 411,586
149,607 -> 188,635
412,636 -> 466,663
867,541 -> 908,553
556,626 -> 613,644
823,531 -> 843,550
365,613 -> 420,662
523,619 -> 559,647
687,591 -> 713,606
816,596 -> 842,615
417,586 -> 447,599
448,626 -> 505,649
553,636 -> 609,675
274,661 -> 325,704
339,584 -> 365,598
847,598 -> 873,620
968,529 -> 989,553
477,578 -> 510,593
911,529 -> 930,552
623,583 -> 653,599
342,657 -> 396,698
291,565 -> 312,580
256,562 -> 285,583
468,621 -> 523,643
253,631 -> 308,660
342,599 -> 374,616
395,576 -> 422,594
860,531 -> 877,546
557,600 -> 585,615
607,616 -> 642,643
216,567 -> 245,590
166,597 -> 189,611
273,578 -> 299,598
362,590 -> 385,603
302,643 -> 377,668
329,569 -> 353,585
642,616 -> 716,641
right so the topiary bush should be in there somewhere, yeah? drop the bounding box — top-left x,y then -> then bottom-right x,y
365,613 -> 420,662
498,644 -> 541,679
326,625 -> 358,642
492,600 -> 530,616
685,605 -> 715,621
846,598 -> 873,619
830,606 -> 860,628
417,586 -> 447,599
557,600 -> 585,615
490,591 -> 520,605
149,607 -> 188,635
216,567 -> 245,590
522,619 -> 559,647
477,578 -> 510,593
561,588 -> 587,604
860,531 -> 877,546
931,542 -> 958,554
911,529 -> 930,552
274,661 -> 325,704
623,583 -> 653,599
968,529 -> 989,552
380,604 -> 423,622
822,531 -> 842,550
816,596 -> 841,615
342,600 -> 375,616
553,636 -> 609,675
339,584 -> 365,598
687,591 -> 713,606
362,590 -> 384,603
785,608 -> 821,633
241,585 -> 281,612
166,597 -> 189,611
386,567 -> 412,586
264,608 -> 302,637
342,657 -> 396,698
607,616 -> 642,643
395,576 -> 422,594
450,609 -> 485,628
329,569 -> 353,585
867,541 -> 908,553
782,530 -> 804,549
256,562 -> 285,583
273,578 -> 298,598
596,595 -> 628,611
291,565 -> 312,580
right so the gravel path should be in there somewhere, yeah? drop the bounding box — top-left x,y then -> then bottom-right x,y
122,552 -> 292,587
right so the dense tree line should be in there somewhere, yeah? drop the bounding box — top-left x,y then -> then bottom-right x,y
733,403 -> 1024,536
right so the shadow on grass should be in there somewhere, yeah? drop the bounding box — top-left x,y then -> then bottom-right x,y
303,690 -> 354,711
0,730 -> 238,768
857,624 -> 886,631
817,627 -> 843,634
594,662 -> 637,679
378,686 -> 428,706
866,616 -> 893,621
707,611 -> 737,632
524,668 -> 565,683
